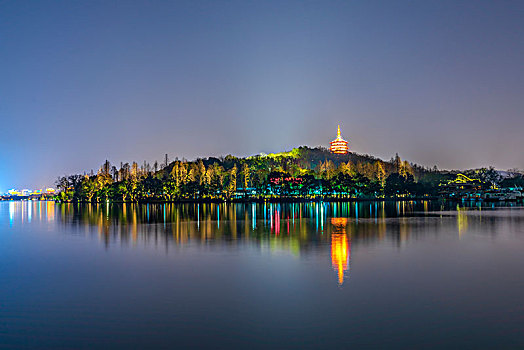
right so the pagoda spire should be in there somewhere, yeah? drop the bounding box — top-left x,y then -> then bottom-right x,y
337,125 -> 341,139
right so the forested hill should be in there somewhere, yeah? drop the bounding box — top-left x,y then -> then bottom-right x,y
55,145 -> 523,202
179,146 -> 434,184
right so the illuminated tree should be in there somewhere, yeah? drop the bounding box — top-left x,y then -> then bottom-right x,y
375,161 -> 386,187
338,161 -> 352,175
324,160 -> 336,180
315,160 -> 336,180
242,163 -> 250,189
362,162 -> 374,179
401,161 -> 413,178
355,161 -> 364,176
162,179 -> 178,201
171,162 -> 180,186
214,164 -> 226,186
80,175 -> 96,202
204,166 -> 213,186
227,165 -> 237,198
187,165 -> 196,183
131,162 -> 139,180
95,167 -> 113,201
56,176 -> 73,201
197,160 -> 206,185
179,162 -> 188,184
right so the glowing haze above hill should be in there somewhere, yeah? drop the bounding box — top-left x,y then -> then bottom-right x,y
1,0 -> 524,190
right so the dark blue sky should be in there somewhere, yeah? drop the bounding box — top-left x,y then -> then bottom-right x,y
1,0 -> 524,190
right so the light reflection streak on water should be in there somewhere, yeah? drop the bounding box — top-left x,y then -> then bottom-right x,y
315,203 -> 319,232
9,201 -> 14,226
292,203 -> 295,225
252,203 -> 256,231
270,204 -> 273,232
275,208 -> 280,235
320,203 -> 324,233
331,217 -> 350,286
264,202 -> 266,226
457,205 -> 468,238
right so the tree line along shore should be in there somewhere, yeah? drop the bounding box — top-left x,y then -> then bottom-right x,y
54,146 -> 524,203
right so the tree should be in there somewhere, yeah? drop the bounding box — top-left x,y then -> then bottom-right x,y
95,169 -> 112,201
171,162 -> 180,186
162,179 -> 178,200
111,166 -> 118,181
324,160 -> 336,180
385,173 -> 415,196
227,165 -> 237,198
120,163 -> 130,181
56,176 -> 72,201
80,175 -> 96,202
187,164 -> 197,183
375,161 -> 386,187
315,160 -> 336,180
163,154 -> 169,169
333,173 -> 355,197
197,160 -> 206,185
338,161 -> 352,175
179,163 -> 188,184
393,153 -> 402,173
402,160 -> 413,177
101,160 -> 111,176
242,163 -> 250,189
131,162 -> 139,180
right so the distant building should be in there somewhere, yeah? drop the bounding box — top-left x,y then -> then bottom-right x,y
330,125 -> 349,154
7,189 -> 20,196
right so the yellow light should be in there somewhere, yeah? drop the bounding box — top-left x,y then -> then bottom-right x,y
330,125 -> 349,154
331,233 -> 349,285
331,217 -> 350,285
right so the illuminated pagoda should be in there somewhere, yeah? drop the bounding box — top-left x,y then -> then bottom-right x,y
329,125 -> 349,154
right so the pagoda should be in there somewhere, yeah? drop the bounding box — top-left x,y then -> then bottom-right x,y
329,125 -> 349,154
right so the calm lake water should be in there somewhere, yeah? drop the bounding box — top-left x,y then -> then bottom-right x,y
2,200 -> 524,349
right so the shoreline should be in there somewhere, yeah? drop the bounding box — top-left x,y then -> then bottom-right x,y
4,197 -> 524,204
0,196 -> 449,203
54,196 -> 440,204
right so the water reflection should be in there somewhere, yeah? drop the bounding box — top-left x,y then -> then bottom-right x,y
331,218 -> 350,285
5,200 -> 524,286
6,201 -> 55,226
457,205 -> 469,238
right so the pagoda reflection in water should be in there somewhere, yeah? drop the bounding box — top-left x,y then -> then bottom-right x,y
330,217 -> 351,286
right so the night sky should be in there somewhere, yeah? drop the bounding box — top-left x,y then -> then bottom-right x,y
1,0 -> 523,191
